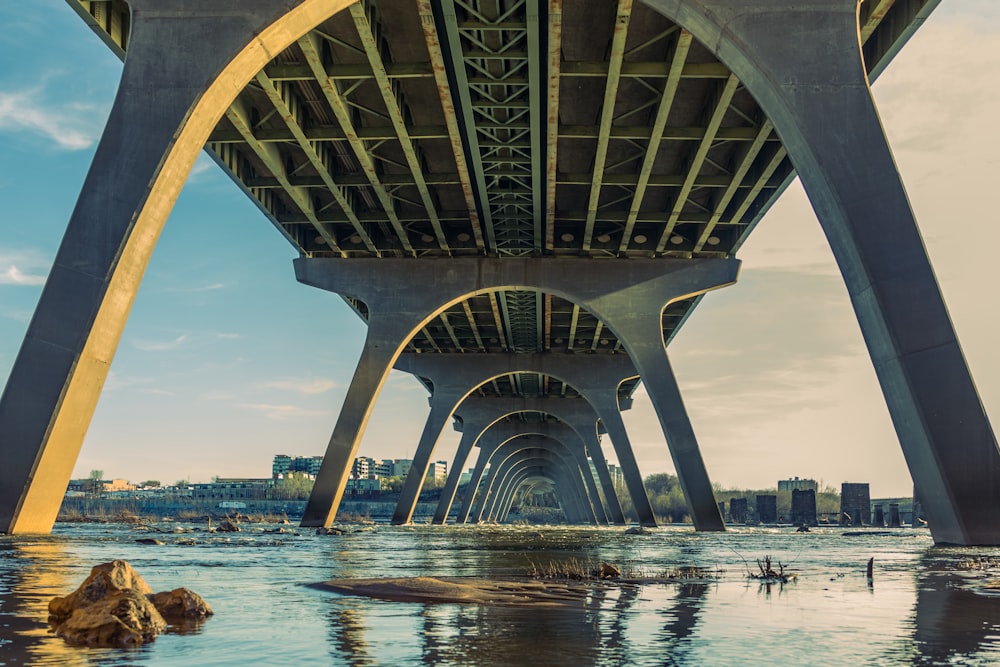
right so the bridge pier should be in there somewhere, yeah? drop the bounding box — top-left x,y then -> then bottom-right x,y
467,433 -> 600,525
477,441 -> 594,524
389,353 -> 634,525
296,257 -> 738,529
0,0 -> 349,534
645,0 -> 1000,545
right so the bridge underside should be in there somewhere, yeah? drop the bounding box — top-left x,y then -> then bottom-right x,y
1,0 -> 999,544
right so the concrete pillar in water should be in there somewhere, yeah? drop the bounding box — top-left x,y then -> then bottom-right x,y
642,0 -> 1000,545
0,0 -> 353,535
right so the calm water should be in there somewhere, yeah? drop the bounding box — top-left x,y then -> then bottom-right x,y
2,522 -> 1000,665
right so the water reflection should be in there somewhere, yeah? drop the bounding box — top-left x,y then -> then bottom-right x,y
0,537 -> 91,666
657,583 -> 708,666
907,551 -> 1000,665
321,574 -> 711,666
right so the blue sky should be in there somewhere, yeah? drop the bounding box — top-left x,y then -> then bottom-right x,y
1,1 -> 997,497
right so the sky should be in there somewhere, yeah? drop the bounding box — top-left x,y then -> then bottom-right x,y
0,1 -> 997,498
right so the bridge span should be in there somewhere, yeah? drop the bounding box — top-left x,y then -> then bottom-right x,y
2,0 -> 998,545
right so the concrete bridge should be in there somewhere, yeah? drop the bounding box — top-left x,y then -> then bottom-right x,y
1,0 -> 998,545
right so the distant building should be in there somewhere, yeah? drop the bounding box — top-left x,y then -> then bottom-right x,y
426,460 -> 448,481
193,478 -> 273,501
272,454 -> 324,479
778,477 -> 817,492
345,478 -> 381,496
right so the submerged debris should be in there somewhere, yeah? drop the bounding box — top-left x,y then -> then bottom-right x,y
747,555 -> 796,584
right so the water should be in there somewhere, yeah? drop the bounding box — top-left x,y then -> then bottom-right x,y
2,523 -> 1000,666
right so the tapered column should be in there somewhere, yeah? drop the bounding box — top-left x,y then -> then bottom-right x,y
390,388 -> 464,525
432,421 -> 480,525
298,257 -> 736,528
438,398 -> 623,524
474,437 -> 595,524
644,0 -> 1000,545
489,452 -> 593,524
0,0 -> 349,534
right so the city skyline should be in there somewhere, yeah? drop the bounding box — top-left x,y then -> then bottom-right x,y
1,1 -> 998,498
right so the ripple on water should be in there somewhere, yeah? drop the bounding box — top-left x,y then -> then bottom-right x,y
6,524 -> 1000,665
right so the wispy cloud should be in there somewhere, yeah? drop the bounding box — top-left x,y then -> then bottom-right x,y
131,335 -> 188,352
0,87 -> 104,150
238,403 -> 328,420
0,265 -> 46,286
0,250 -> 51,286
260,378 -> 336,395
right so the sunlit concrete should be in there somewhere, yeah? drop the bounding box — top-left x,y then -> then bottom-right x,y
297,257 -> 737,529
0,0 -> 352,535
643,0 -> 1000,545
431,396 -> 625,525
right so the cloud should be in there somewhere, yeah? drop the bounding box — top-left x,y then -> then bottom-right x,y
0,88 -> 103,150
0,250 -> 51,286
237,403 -> 329,420
260,378 -> 336,395
131,335 -> 188,352
214,332 -> 242,340
0,265 -> 46,286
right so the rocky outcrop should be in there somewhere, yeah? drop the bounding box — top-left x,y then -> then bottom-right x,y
49,560 -> 212,647
149,588 -> 213,623
215,519 -> 240,532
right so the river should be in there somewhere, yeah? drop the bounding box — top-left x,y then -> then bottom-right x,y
2,522 -> 999,665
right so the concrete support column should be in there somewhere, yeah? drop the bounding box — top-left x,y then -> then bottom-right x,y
465,425 -> 599,524
433,395 -> 623,524
644,0 -> 1000,544
297,256 -> 737,529
457,438 -> 494,524
475,438 -> 596,524
486,457 -> 581,523
0,0 -> 349,534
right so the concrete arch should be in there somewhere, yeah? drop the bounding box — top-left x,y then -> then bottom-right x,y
482,449 -> 592,524
478,429 -> 604,524
470,435 -> 598,525
387,353 -> 641,525
0,0 -> 354,534
500,469 -> 574,524
297,256 -> 736,530
439,413 -> 611,524
638,0 -> 1000,544
498,469 -> 573,524
434,397 -> 627,525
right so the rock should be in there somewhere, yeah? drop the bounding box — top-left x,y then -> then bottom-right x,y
597,563 -> 622,579
796,525 -> 810,533
49,560 -> 211,647
215,519 -> 240,533
149,588 -> 213,623
316,526 -> 345,535
135,538 -> 164,545
49,560 -> 154,622
624,526 -> 649,535
54,590 -> 166,647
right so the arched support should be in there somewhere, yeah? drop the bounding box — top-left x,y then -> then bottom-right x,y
643,0 -> 1000,545
432,396 -> 624,525
486,450 -> 593,524
390,354 -> 619,525
298,255 -> 738,529
434,396 -> 625,525
471,435 -> 598,525
0,0 -> 351,535
464,423 -> 600,524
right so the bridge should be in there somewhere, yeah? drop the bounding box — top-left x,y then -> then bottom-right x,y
2,0 -> 998,544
